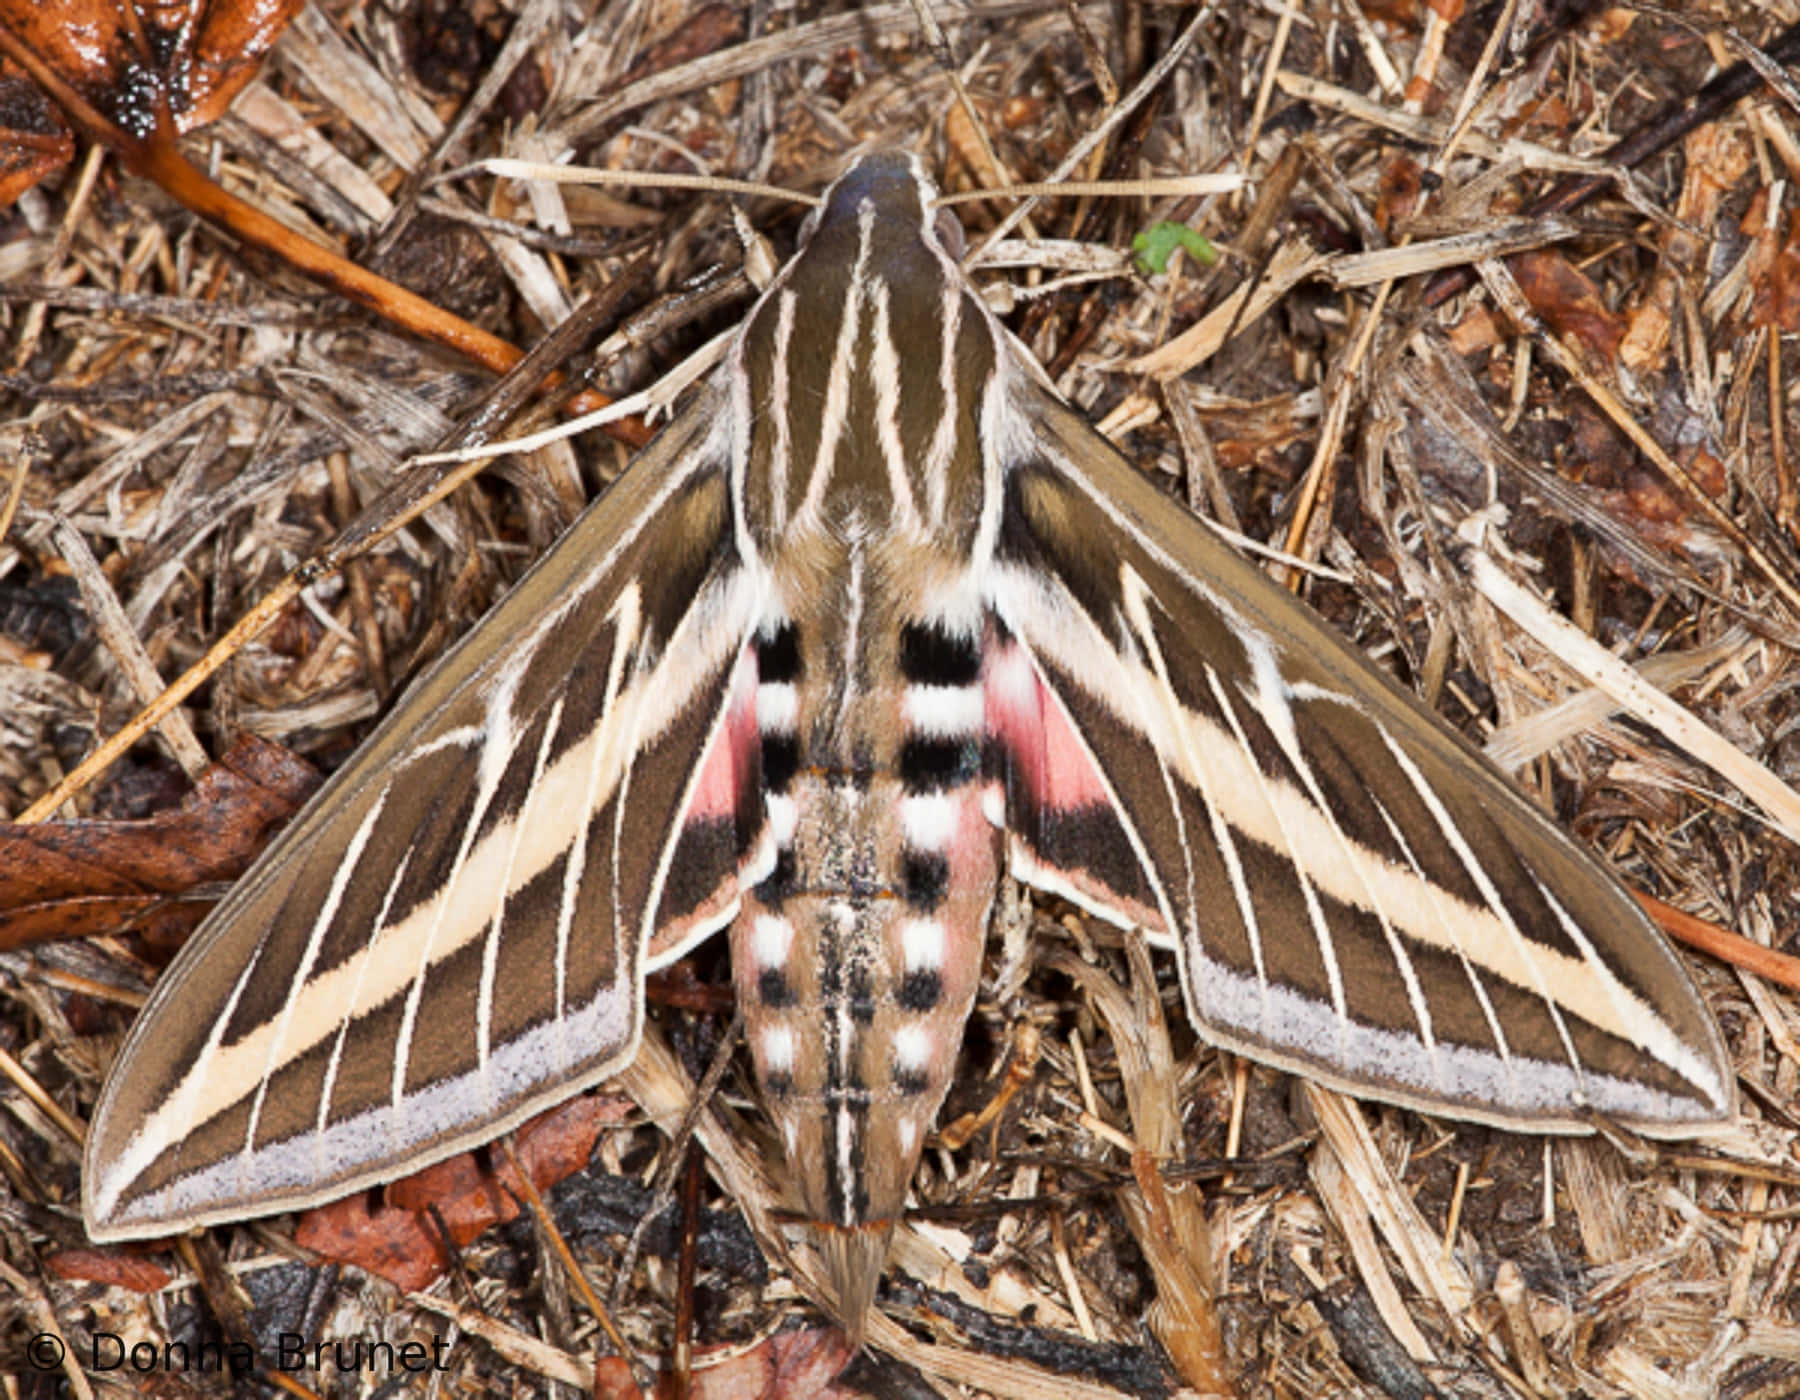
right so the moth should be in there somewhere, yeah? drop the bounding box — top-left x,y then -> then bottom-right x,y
85,151 -> 1734,1334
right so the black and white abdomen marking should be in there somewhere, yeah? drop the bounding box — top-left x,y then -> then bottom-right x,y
728,595 -> 1001,1318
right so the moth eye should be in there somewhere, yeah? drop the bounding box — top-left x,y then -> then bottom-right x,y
933,207 -> 966,259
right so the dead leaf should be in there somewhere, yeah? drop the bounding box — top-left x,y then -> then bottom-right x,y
1375,155 -> 1425,234
593,1355 -> 646,1400
1756,208 -> 1800,336
1509,250 -> 1626,366
293,1093 -> 634,1291
43,1247 -> 173,1292
0,62 -> 72,204
0,0 -> 304,201
0,734 -> 319,952
685,1327 -> 857,1400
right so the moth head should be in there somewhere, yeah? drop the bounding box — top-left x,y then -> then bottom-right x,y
795,149 -> 940,251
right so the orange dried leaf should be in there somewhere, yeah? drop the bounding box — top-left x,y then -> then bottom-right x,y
0,0 -> 304,198
1509,250 -> 1626,366
0,735 -> 318,952
0,64 -> 72,203
0,892 -> 215,957
1375,155 -> 1425,234
593,1356 -> 646,1400
683,1328 -> 857,1400
1757,209 -> 1800,335
43,1247 -> 173,1292
388,1152 -> 518,1242
1447,304 -> 1504,356
1358,0 -> 1422,24
291,1192 -> 449,1293
294,1093 -> 633,1290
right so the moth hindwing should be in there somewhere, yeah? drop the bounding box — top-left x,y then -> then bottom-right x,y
85,151 -> 1734,1332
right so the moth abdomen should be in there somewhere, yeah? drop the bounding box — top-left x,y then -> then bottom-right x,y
730,583 -> 1002,1329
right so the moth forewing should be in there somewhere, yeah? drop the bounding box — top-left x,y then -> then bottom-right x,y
83,406 -> 757,1240
989,385 -> 1734,1136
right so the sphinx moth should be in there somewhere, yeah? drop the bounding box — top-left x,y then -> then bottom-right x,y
84,151 -> 1734,1332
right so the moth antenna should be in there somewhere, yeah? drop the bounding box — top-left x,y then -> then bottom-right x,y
932,173 -> 1241,206
470,157 -> 822,207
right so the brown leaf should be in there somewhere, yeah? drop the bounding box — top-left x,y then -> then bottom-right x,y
43,1247 -> 173,1292
290,1190 -> 448,1294
293,1093 -> 634,1291
1757,208 -> 1800,335
646,962 -> 736,1014
1509,249 -> 1626,366
0,734 -> 319,952
593,1356 -> 646,1400
680,1328 -> 857,1400
1374,155 -> 1425,234
0,63 -> 72,204
1357,0 -> 1422,25
0,0 -> 304,199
